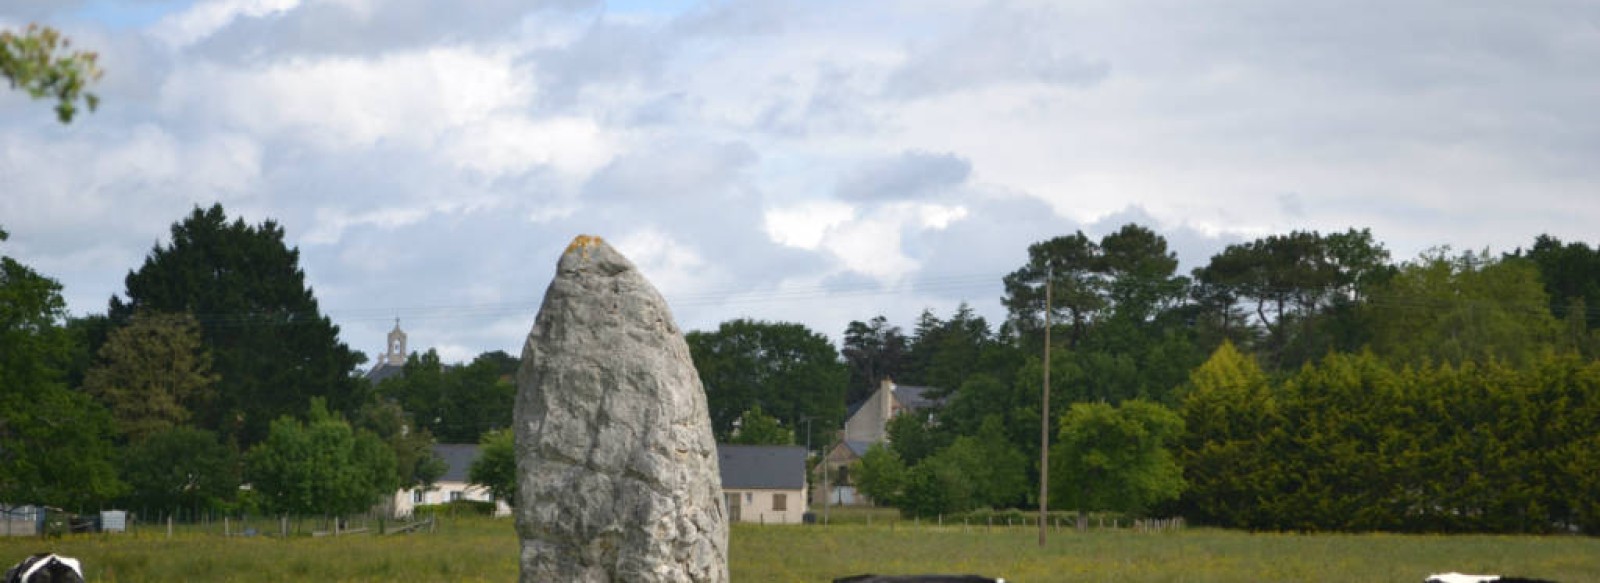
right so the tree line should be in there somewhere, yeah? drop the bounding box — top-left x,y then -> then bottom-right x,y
6,203 -> 1599,532
1,206 -> 516,519
690,226 -> 1600,534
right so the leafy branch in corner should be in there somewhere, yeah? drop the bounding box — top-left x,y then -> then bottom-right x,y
0,24 -> 103,123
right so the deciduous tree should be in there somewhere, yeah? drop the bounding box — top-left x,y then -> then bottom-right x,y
687,319 -> 847,446
469,429 -> 516,509
244,400 -> 397,517
82,311 -> 217,441
0,24 -> 101,123
375,349 -> 521,443
1365,249 -> 1557,367
731,405 -> 793,445
853,443 -> 907,508
1052,400 -> 1185,527
353,398 -> 446,491
119,427 -> 237,513
0,228 -> 123,508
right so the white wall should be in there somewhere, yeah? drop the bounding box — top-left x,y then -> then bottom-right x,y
724,488 -> 807,524
391,480 -> 511,518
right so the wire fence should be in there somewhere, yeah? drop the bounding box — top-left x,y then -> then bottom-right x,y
804,506 -> 1187,535
0,506 -> 439,539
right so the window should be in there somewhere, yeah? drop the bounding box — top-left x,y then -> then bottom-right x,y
413,490 -> 425,504
744,492 -> 753,504
772,493 -> 787,511
450,491 -> 464,502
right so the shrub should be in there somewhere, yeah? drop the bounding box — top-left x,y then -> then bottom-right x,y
415,500 -> 495,516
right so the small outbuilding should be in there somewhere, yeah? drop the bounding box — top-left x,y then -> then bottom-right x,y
718,444 -> 808,524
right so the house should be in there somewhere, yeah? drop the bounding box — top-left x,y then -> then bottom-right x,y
842,378 -> 943,445
391,444 -> 511,518
819,379 -> 945,506
365,319 -> 408,384
718,444 -> 807,524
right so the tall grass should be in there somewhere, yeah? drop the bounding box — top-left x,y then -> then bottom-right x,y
0,516 -> 518,582
731,523 -> 1600,582
2,515 -> 1596,582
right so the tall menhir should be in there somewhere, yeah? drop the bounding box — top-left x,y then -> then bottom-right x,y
515,235 -> 729,582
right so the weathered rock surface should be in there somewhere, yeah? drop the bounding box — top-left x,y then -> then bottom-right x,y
515,235 -> 729,583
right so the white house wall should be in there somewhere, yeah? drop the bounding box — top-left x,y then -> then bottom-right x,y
392,480 -> 511,518
723,488 -> 807,524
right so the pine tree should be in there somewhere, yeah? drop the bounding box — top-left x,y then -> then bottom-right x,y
111,204 -> 365,447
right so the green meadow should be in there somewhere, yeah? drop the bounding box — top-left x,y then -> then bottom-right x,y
3,515 -> 1597,582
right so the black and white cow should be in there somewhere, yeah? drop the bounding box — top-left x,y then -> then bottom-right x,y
833,576 -> 1005,583
1424,572 -> 1558,583
3,554 -> 84,583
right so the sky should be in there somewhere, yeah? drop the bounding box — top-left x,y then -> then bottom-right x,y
3,0 -> 1598,365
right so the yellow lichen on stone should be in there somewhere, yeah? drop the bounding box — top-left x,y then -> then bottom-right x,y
565,235 -> 605,259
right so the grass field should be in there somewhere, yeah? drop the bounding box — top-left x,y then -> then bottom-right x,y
3,515 -> 1597,582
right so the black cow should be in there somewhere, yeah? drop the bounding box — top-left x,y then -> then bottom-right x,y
3,554 -> 84,583
834,576 -> 1005,583
1424,573 -> 1558,583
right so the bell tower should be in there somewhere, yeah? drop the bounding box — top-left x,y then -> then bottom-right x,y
385,318 -> 407,366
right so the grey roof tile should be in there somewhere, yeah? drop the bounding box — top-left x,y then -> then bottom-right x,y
717,444 -> 806,490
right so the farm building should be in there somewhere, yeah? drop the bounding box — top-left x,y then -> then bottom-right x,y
718,444 -> 807,524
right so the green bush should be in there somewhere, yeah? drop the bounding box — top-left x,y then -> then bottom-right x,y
414,500 -> 494,516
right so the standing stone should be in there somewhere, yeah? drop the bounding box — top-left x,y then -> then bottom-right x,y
516,235 -> 729,583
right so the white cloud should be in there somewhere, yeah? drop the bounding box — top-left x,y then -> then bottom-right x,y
441,115 -> 612,178
779,202 -> 973,283
611,228 -> 712,299
914,203 -> 967,230
150,0 -> 301,49
305,206 -> 431,246
159,47 -> 535,151
764,201 -> 854,250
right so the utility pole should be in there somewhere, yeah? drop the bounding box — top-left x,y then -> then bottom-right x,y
823,444 -> 831,524
801,416 -> 815,514
800,417 -> 814,456
1039,265 -> 1052,547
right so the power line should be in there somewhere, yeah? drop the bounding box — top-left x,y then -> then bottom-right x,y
98,271 -> 1600,328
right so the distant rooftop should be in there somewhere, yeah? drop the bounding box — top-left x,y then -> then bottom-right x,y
893,384 -> 944,411
718,444 -> 806,490
365,362 -> 405,384
433,443 -> 480,483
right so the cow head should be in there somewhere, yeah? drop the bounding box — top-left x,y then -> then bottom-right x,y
3,554 -> 84,583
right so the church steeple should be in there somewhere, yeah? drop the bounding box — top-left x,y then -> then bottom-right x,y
385,318 -> 407,366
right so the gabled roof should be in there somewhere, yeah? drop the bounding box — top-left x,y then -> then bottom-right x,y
365,362 -> 405,384
844,383 -> 946,420
893,384 -> 944,411
433,443 -> 480,483
843,440 -> 873,458
845,399 -> 867,420
717,444 -> 806,490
